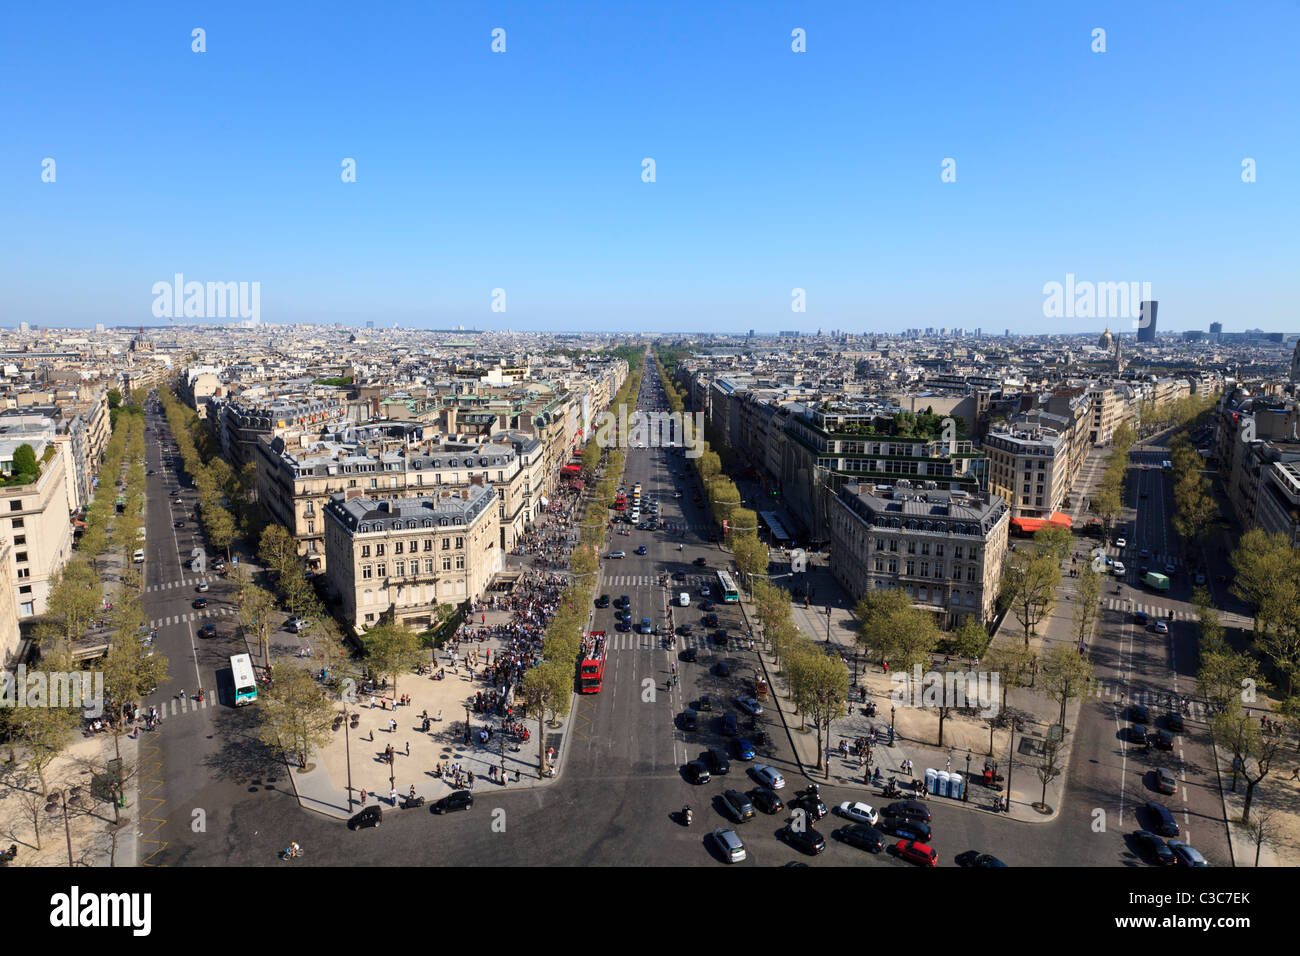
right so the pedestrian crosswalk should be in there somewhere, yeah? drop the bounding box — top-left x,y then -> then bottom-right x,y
1092,683 -> 1208,720
148,606 -> 236,629
603,573 -> 712,588
145,577 -> 211,592
151,695 -> 216,720
603,631 -> 751,652
1105,599 -> 1194,621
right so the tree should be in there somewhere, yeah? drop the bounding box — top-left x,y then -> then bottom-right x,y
1039,645 -> 1096,737
257,665 -> 335,769
786,640 -> 848,772
1211,700 -> 1284,821
365,623 -> 424,699
1035,740 -> 1064,811
1197,649 -> 1259,713
855,588 -> 939,673
1072,564 -> 1102,649
107,388 -> 122,409
11,443 -> 38,480
1032,526 -> 1072,563
259,524 -> 299,582
240,585 -> 277,663
1004,550 -> 1060,646
520,660 -> 572,774
949,618 -> 989,662
204,505 -> 237,560
731,535 -> 769,593
8,705 -> 80,797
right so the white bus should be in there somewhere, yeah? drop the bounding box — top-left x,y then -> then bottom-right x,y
716,569 -> 740,604
230,654 -> 258,706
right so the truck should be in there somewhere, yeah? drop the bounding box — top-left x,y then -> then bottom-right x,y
578,631 -> 607,694
1142,571 -> 1170,592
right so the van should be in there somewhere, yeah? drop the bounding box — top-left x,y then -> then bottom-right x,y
680,592 -> 690,607
133,549 -> 145,563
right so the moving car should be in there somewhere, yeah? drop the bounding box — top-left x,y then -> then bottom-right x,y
1113,562 -> 1126,576
1150,728 -> 1174,750
200,623 -> 217,638
192,598 -> 208,609
712,828 -> 746,863
681,646 -> 697,663
685,761 -> 711,784
693,557 -> 707,567
735,696 -> 763,716
1164,711 -> 1185,732
433,791 -> 474,814
607,550 -> 626,559
1116,538 -> 1127,549
348,806 -> 383,829
707,747 -> 730,775
196,582 -> 209,592
1153,620 -> 1169,635
792,793 -> 828,820
1132,830 -> 1177,866
715,661 -> 731,677
638,618 -> 653,634
878,816 -> 931,842
1168,841 -> 1209,867
836,824 -> 885,852
616,595 -> 630,609
1143,801 -> 1179,837
635,545 -> 647,555
721,714 -> 739,737
732,738 -> 756,761
1130,704 -> 1150,723
1134,611 -> 1149,625
750,788 -> 784,814
895,839 -> 938,866
681,709 -> 698,731
837,801 -> 879,825
720,789 -> 755,823
753,765 -> 785,789
1155,767 -> 1178,795
595,594 -> 610,608
703,613 -> 719,628
174,520 -> 186,528
1129,723 -> 1149,744
697,695 -> 712,711
884,800 -> 932,823
955,851 -> 1007,867
783,825 -> 827,855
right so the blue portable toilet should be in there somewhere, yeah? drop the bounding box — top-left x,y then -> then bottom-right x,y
925,768 -> 938,795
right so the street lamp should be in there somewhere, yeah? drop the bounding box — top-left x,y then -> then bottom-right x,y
45,787 -> 83,867
965,750 -> 971,803
341,703 -> 354,808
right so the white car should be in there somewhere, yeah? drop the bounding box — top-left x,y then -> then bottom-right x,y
753,764 -> 785,790
1115,538 -> 1127,549
287,617 -> 310,632
608,551 -> 626,559
837,801 -> 879,825
1113,562 -> 1126,576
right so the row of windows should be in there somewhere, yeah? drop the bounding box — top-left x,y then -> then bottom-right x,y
871,580 -> 980,607
873,558 -> 980,582
361,537 -> 463,558
870,537 -> 981,560
361,556 -> 464,578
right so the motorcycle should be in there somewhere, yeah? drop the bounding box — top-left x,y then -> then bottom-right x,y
683,806 -> 693,826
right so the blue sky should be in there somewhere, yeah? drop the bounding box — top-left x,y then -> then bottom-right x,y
2,1 -> 1296,333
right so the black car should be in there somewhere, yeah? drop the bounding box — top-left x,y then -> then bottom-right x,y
174,520 -> 186,528
721,789 -> 755,822
348,806 -> 383,829
685,760 -> 711,784
595,594 -> 611,608
697,695 -> 713,712
616,595 -> 630,609
1143,801 -> 1180,837
1129,723 -> 1149,744
192,598 -> 208,609
672,571 -> 686,581
1165,711 -> 1185,732
878,815 -> 931,842
433,791 -> 474,814
700,600 -> 716,611
615,621 -> 631,632
1130,704 -> 1150,724
783,825 -> 827,855
681,709 -> 698,731
955,851 -> 1007,867
703,613 -> 719,628
615,610 -> 631,622
200,623 -> 217,638
715,661 -> 731,678
837,824 -> 885,853
721,714 -> 739,737
693,557 -> 708,567
1149,728 -> 1175,750
714,630 -> 729,646
707,747 -> 730,775
884,800 -> 932,823
1132,830 -> 1177,866
677,623 -> 694,636
750,788 -> 784,815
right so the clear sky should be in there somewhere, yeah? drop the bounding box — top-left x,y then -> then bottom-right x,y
2,1 -> 1296,333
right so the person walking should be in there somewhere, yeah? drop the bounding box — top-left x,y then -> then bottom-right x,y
389,717 -> 397,734
405,740 -> 410,756
359,787 -> 368,804
389,787 -> 398,807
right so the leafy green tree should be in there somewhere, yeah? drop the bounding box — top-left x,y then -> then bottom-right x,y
11,443 -> 38,481
257,665 -> 335,769
1211,700 -> 1284,821
1039,646 -> 1097,736
365,622 -> 424,698
1004,550 -> 1060,645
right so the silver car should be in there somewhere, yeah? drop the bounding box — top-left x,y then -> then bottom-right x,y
712,827 -> 747,863
753,764 -> 785,789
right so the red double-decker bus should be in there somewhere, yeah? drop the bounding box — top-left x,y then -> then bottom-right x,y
579,631 -> 608,693
614,495 -> 627,513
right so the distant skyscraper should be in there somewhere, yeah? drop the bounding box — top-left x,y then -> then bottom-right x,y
1137,300 -> 1158,343
1209,321 -> 1222,336
1004,328 -> 1010,337
18,321 -> 28,332
366,320 -> 374,329
95,323 -> 105,333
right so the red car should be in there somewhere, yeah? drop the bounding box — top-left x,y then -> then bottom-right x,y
895,839 -> 938,867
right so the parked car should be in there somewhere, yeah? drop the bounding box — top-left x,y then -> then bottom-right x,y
884,800 -> 932,823
685,761 -> 711,784
287,617 -> 309,633
878,816 -> 931,842
721,714 -> 739,737
750,788 -> 784,814
735,696 -> 763,716
732,738 -> 756,760
681,709 -> 698,731
707,747 -> 730,775
595,594 -> 610,608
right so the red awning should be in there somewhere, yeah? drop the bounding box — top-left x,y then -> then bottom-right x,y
562,465 -> 581,474
1047,511 -> 1072,528
1010,517 -> 1045,534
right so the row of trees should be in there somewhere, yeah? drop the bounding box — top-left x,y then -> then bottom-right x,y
1089,423 -> 1137,531
1168,433 -> 1218,564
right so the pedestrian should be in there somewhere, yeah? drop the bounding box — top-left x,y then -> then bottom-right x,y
389,787 -> 398,807
360,787 -> 368,804
389,718 -> 397,733
405,740 -> 410,756
369,695 -> 376,710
